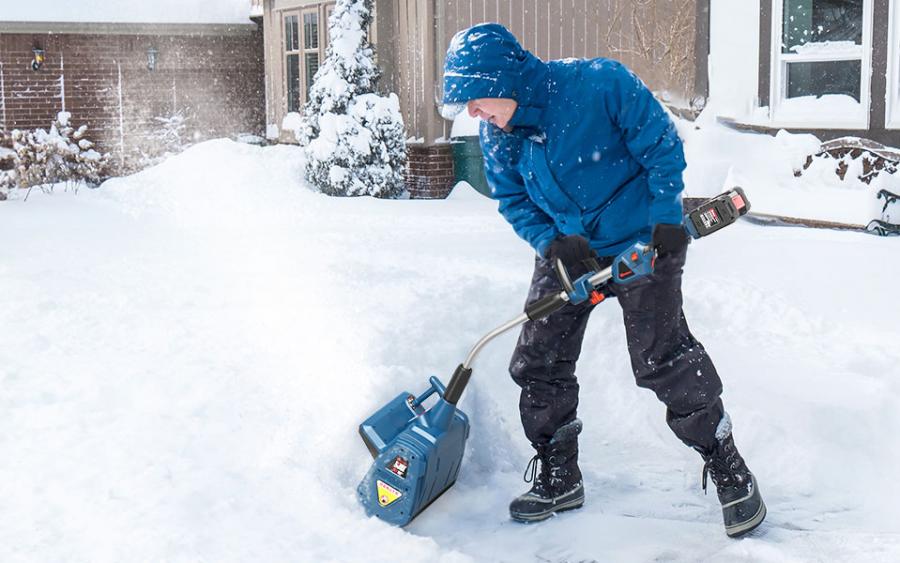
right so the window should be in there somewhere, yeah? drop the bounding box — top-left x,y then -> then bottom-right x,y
284,14 -> 301,113
888,0 -> 900,128
771,0 -> 873,127
282,4 -> 334,115
302,10 -> 320,102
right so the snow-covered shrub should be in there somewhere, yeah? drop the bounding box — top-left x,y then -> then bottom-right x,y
0,112 -> 108,199
0,132 -> 15,200
300,0 -> 407,198
127,110 -> 194,172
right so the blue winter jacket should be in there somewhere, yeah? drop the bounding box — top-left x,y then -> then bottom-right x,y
443,24 -> 686,257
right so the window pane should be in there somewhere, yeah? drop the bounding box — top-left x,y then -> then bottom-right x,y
305,53 -> 320,100
287,54 -> 301,112
786,59 -> 861,101
782,0 -> 863,53
284,15 -> 299,52
304,13 -> 319,50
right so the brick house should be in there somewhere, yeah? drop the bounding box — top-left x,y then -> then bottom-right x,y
259,0 -> 707,198
0,1 -> 265,169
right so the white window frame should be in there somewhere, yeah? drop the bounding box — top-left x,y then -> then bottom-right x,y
887,0 -> 900,128
300,8 -> 321,103
770,0 -> 874,129
283,12 -> 302,113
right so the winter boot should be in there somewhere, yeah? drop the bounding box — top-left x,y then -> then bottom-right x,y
702,432 -> 767,537
509,419 -> 584,522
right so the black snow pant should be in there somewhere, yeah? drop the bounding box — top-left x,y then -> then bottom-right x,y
510,237 -> 724,453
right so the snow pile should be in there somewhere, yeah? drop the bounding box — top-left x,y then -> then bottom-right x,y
680,113 -> 899,224
2,138 -> 899,562
280,112 -> 304,141
0,0 -> 252,25
299,0 -> 406,198
776,94 -> 865,124
788,40 -> 860,57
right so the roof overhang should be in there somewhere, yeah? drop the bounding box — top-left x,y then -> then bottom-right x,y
0,21 -> 258,36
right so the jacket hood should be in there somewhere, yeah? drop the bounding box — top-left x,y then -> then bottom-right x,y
442,23 -> 549,125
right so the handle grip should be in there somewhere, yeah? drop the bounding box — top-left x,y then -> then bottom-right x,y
525,293 -> 568,321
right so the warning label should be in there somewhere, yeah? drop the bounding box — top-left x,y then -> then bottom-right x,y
376,480 -> 402,507
700,208 -> 720,229
387,456 -> 409,479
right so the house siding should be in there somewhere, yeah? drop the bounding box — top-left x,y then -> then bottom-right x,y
0,26 -> 265,167
422,0 -> 700,143
264,0 -> 701,144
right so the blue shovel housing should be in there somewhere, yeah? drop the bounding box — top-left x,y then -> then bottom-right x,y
357,374 -> 470,526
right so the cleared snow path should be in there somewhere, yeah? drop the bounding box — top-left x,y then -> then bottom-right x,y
1,140 -> 898,562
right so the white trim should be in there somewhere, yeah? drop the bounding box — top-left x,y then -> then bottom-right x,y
887,0 -> 900,128
769,0 -> 874,129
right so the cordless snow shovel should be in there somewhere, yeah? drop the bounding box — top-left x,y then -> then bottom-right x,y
356,188 -> 751,526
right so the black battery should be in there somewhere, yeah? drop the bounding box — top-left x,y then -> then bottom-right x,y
685,187 -> 751,239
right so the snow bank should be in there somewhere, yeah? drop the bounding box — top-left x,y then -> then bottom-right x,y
681,114 -> 898,224
1,0 -> 251,24
2,138 -> 900,562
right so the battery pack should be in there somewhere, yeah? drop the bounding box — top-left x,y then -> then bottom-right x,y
685,187 -> 751,239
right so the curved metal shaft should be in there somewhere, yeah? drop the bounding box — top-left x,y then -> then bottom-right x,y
462,311 -> 533,369
461,266 -> 614,370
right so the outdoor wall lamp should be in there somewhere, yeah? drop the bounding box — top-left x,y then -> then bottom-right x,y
31,48 -> 45,71
146,47 -> 159,71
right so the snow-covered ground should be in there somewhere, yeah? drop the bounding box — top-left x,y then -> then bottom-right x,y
2,137 -> 899,562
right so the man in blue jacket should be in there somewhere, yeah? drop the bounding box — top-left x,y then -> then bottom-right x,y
442,24 -> 765,537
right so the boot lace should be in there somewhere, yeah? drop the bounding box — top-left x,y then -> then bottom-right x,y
523,453 -> 540,483
701,438 -> 747,495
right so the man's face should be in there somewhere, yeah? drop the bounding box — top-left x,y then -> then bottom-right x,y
467,98 -> 518,130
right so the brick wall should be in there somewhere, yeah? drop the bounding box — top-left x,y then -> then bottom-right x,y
0,27 -> 264,170
405,143 -> 454,199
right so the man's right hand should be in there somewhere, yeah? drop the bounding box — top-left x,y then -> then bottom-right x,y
545,235 -> 599,281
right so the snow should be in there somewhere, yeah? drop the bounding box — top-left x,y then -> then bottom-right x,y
788,40 -> 861,57
2,137 -> 899,562
681,113 -> 898,224
0,0 -> 252,25
772,94 -> 866,125
280,112 -> 304,142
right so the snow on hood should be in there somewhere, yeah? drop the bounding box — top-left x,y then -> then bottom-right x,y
442,23 -> 543,106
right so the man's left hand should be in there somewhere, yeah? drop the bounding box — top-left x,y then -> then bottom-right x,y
651,223 -> 689,257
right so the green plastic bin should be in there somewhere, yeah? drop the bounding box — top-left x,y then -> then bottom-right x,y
451,136 -> 490,197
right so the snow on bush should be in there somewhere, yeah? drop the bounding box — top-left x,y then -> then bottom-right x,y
126,109 -> 196,173
299,0 -> 406,198
0,112 -> 107,200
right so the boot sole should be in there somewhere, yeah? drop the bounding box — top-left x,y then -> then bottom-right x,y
726,497 -> 767,538
510,495 -> 585,523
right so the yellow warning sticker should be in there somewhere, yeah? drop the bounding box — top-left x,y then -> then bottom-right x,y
376,480 -> 402,507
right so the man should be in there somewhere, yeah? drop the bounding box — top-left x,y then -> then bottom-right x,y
441,23 -> 765,538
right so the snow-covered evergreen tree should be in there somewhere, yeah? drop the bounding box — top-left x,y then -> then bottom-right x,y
301,0 -> 407,198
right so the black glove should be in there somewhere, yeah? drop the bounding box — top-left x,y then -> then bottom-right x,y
651,223 -> 690,257
545,235 -> 600,281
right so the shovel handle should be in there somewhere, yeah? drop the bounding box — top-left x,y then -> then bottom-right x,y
412,376 -> 447,407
